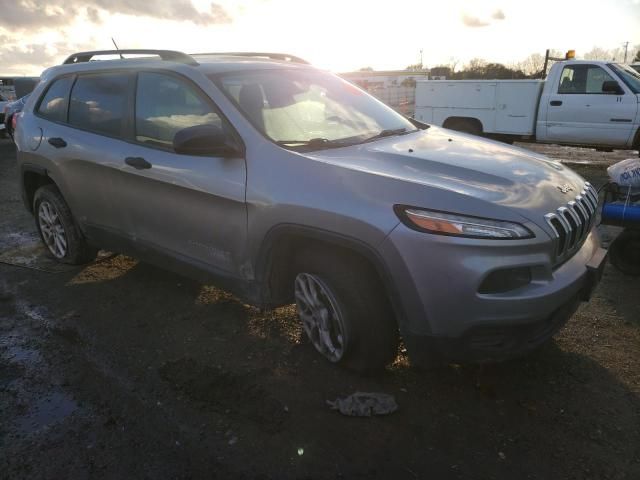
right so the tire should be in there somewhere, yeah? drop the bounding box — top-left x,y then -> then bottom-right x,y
293,247 -> 399,372
33,185 -> 98,265
609,229 -> 640,276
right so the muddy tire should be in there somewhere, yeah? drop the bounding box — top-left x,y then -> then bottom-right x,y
33,185 -> 97,265
293,248 -> 399,372
609,229 -> 640,276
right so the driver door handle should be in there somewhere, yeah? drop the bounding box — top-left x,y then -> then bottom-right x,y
550,100 -> 563,106
125,156 -> 152,170
48,137 -> 67,148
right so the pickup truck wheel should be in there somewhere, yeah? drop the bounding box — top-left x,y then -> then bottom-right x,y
609,229 -> 640,276
445,118 -> 482,136
34,185 -> 98,265
293,251 -> 399,372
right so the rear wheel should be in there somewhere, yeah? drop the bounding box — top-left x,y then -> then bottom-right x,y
34,185 -> 98,265
444,118 -> 482,136
293,248 -> 399,372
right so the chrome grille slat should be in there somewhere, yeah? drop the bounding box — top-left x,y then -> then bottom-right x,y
545,183 -> 598,264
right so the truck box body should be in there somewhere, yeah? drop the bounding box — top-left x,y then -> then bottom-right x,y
415,80 -> 544,136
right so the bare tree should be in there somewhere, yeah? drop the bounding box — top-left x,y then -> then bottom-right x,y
448,57 -> 460,73
516,53 -> 545,76
583,46 -> 623,61
466,58 -> 487,71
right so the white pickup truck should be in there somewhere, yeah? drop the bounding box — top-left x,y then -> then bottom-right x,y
415,60 -> 640,151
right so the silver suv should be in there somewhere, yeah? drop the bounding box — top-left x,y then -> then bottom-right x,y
16,49 -> 607,371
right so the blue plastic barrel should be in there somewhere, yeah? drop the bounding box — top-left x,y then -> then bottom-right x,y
602,201 -> 640,226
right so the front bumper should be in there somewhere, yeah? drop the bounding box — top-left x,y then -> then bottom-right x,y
379,222 -> 604,365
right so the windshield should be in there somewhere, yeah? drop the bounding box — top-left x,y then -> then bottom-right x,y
212,69 -> 418,149
609,63 -> 640,94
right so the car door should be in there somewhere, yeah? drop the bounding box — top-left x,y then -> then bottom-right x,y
33,71 -> 139,242
116,70 -> 247,277
544,63 -> 636,146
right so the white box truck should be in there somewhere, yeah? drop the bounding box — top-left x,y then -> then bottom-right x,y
415,60 -> 640,151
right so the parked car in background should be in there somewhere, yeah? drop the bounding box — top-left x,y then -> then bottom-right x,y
631,63 -> 640,74
3,94 -> 30,138
15,49 -> 607,371
0,93 -> 8,138
415,59 -> 640,151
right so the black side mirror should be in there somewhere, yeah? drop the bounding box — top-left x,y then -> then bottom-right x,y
602,80 -> 624,95
173,124 -> 239,157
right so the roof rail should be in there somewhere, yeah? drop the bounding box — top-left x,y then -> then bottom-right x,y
190,52 -> 309,64
63,50 -> 199,66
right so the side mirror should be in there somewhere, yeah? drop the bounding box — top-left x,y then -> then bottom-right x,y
602,80 -> 624,95
173,124 -> 239,157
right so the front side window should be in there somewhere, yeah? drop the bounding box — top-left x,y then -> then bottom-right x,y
36,76 -> 75,123
135,72 -> 223,149
68,73 -> 129,137
558,65 -> 616,94
214,69 -> 417,149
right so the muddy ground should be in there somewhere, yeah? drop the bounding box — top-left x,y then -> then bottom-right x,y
0,138 -> 639,480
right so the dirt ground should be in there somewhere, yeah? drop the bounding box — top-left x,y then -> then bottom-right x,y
1,138 -> 639,480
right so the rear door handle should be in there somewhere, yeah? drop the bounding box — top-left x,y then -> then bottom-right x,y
550,100 -> 563,106
125,157 -> 152,170
48,137 -> 67,148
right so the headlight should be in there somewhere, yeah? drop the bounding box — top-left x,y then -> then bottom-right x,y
395,206 -> 533,239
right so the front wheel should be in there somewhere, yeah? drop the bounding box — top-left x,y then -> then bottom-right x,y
34,185 -> 98,265
293,249 -> 399,372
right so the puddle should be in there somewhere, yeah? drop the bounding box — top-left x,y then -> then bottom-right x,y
14,391 -> 78,435
3,344 -> 42,365
0,241 -> 78,273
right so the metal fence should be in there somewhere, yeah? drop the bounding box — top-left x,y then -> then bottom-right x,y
362,85 -> 416,117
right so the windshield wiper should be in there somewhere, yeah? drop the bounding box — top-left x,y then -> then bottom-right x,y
276,137 -> 353,150
361,127 -> 414,143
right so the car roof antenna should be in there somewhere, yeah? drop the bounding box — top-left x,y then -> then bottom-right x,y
111,37 -> 124,59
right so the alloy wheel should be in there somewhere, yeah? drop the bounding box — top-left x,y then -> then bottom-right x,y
38,200 -> 67,259
294,273 -> 347,362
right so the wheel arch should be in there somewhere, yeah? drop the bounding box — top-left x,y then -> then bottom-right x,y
21,163 -> 55,213
442,116 -> 484,135
632,127 -> 640,150
255,224 -> 407,327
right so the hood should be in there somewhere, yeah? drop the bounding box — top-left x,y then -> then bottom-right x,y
307,126 -> 586,223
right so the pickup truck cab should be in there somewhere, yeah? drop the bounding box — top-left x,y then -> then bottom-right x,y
415,60 -> 640,150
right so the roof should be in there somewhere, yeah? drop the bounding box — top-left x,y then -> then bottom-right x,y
47,50 -> 312,78
341,70 -> 429,77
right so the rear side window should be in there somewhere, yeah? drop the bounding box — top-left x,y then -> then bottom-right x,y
135,72 -> 223,149
36,76 -> 74,123
69,73 -> 129,137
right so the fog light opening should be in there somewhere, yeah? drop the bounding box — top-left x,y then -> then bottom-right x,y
478,267 -> 532,294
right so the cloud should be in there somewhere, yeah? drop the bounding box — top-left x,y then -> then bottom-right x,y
0,1 -> 232,31
0,44 -> 58,73
462,14 -> 490,28
0,36 -> 102,75
461,8 -> 506,27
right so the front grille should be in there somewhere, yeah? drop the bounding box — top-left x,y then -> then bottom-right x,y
544,182 -> 598,264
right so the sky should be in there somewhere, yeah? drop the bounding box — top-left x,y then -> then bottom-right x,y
1,0 -> 639,76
